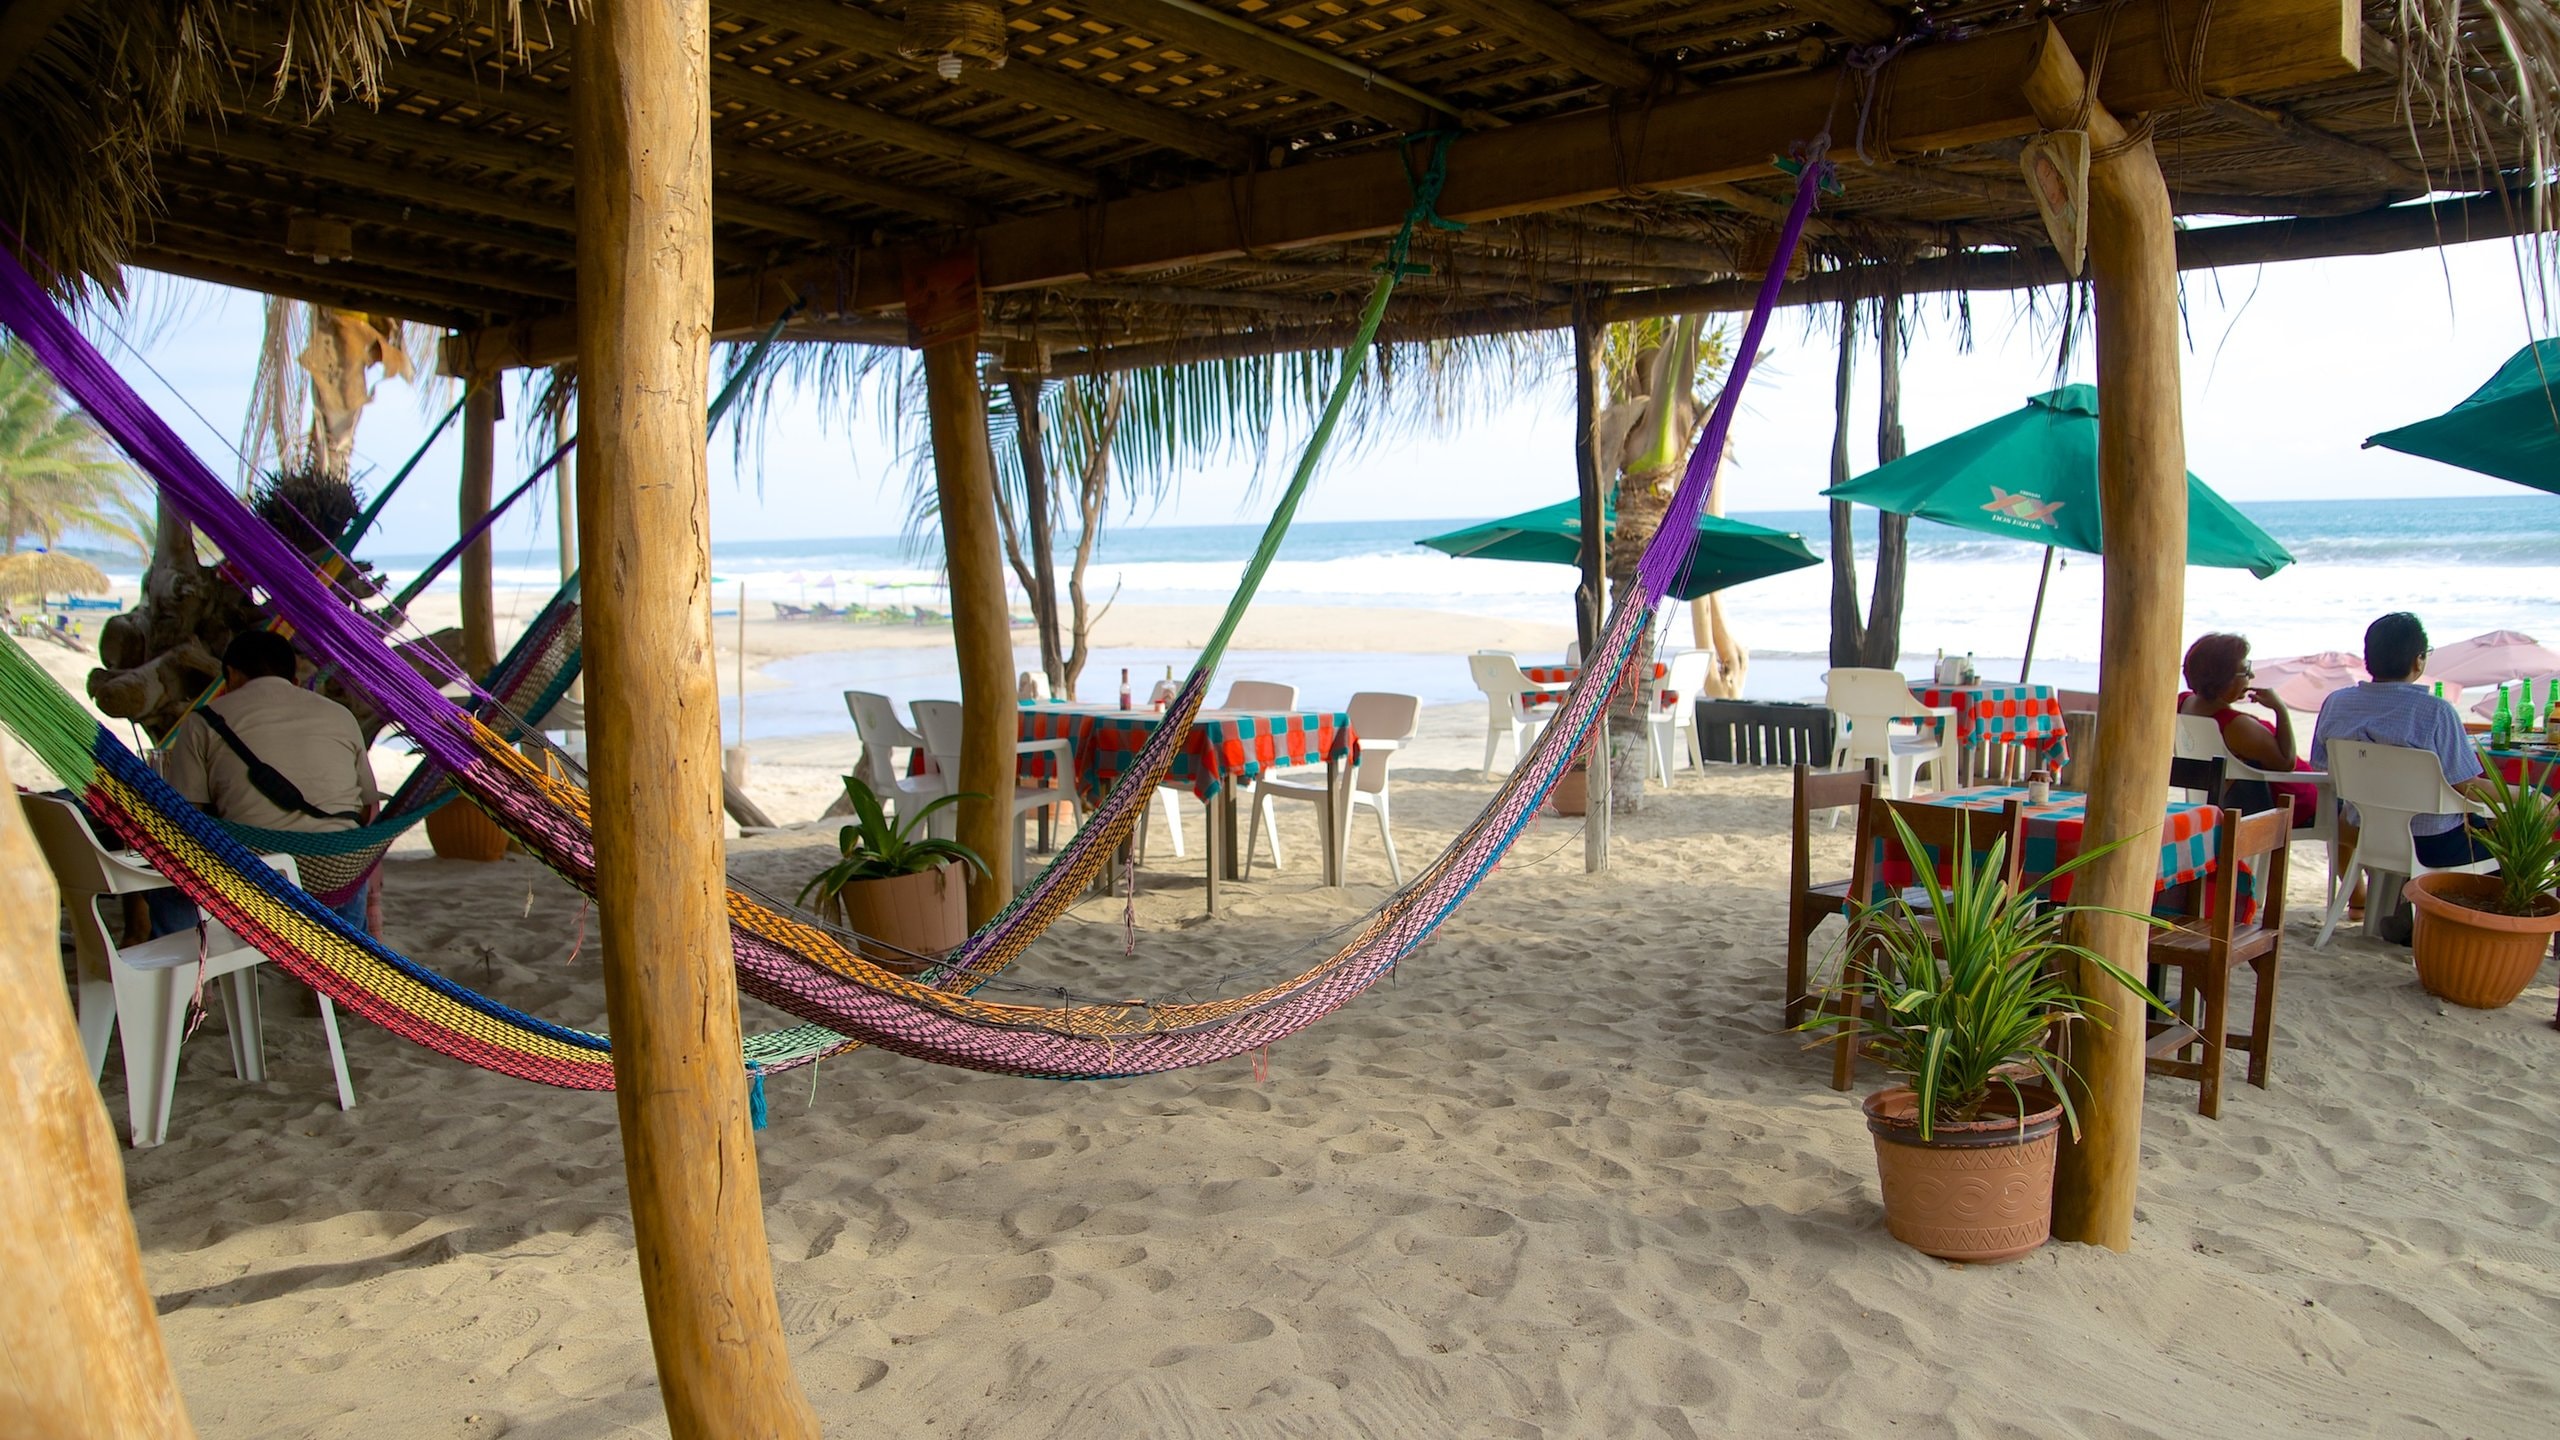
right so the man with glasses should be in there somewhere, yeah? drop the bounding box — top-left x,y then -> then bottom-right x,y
2310,612 -> 2494,940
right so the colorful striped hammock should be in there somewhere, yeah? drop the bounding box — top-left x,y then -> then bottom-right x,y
0,146 -> 1828,1085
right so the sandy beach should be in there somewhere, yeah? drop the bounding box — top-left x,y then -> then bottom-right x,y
17,597 -> 2560,1437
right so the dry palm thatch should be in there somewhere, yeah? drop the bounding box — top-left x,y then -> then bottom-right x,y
0,548 -> 111,601
0,1 -> 536,295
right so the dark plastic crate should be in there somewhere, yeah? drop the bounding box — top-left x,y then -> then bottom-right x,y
1693,698 -> 1836,768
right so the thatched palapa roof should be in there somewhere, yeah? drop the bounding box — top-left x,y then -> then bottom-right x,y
0,1 -> 2553,372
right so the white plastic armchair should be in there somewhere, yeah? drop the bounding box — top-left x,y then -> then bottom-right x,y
1650,649 -> 1717,783
2174,711 -> 2336,866
1823,667 -> 1958,807
2315,739 -> 2492,948
910,699 -> 1079,881
1468,651 -> 1559,775
844,690 -> 953,822
1246,690 -> 1421,885
19,793 -> 354,1147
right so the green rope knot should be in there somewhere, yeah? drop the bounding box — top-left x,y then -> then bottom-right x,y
1379,130 -> 1469,278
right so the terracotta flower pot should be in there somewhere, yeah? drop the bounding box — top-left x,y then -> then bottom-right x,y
819,860 -> 969,975
424,800 -> 509,863
1551,763 -> 1589,816
1863,1083 -> 2064,1263
2403,871 -> 2560,1010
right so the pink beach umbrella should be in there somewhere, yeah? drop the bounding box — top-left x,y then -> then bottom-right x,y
2425,630 -> 2560,689
2251,652 -> 2369,712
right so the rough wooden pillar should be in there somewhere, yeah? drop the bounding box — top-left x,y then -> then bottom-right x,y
459,371 -> 500,676
0,746 -> 196,1436
572,2 -> 818,1433
918,333 -> 1017,923
2024,20 -> 2185,1251
1571,292 -> 1609,873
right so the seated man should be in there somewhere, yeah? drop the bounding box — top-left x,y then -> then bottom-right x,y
154,631 -> 380,934
2310,612 -> 2493,937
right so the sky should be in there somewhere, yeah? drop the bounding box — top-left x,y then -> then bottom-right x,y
80,230 -> 2553,567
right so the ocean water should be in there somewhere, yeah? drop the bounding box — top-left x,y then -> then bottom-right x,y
353,494 -> 2560,742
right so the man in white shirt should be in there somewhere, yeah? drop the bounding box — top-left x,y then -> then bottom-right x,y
156,630 -> 380,932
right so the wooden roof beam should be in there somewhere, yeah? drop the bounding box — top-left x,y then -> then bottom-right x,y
1047,189 -> 2542,372
1430,0 -> 1661,92
134,243 -> 507,326
1072,0 -> 1454,132
459,0 -> 2361,368
1776,1 -> 1901,47
714,57 -> 1101,198
2204,96 -> 2428,191
157,155 -> 585,265
747,0 -> 1259,167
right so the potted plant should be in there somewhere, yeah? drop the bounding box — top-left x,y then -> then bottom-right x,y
1804,812 -> 2163,1263
2403,762 -> 2560,1009
797,776 -> 987,975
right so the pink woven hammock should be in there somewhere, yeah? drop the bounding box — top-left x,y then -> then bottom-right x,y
0,151 -> 1829,1079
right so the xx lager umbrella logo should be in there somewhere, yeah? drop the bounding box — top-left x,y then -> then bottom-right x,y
1982,487 -> 2065,526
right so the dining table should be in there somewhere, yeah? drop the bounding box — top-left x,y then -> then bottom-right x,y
1907,682 -> 2070,782
1519,659 -> 1671,710
1868,783 -> 2238,916
1015,699 -> 1361,913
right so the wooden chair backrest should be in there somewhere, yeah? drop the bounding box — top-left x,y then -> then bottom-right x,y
1855,795 -> 2028,903
1789,759 -> 1879,898
2193,801 -> 2294,941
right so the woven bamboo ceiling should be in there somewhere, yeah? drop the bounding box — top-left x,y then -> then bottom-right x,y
1,0 -> 2548,371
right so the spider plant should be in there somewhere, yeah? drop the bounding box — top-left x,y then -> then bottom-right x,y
1802,808 -> 2168,1140
2467,761 -> 2560,915
796,776 -> 987,906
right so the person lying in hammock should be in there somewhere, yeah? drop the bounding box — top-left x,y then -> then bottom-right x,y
141,631 -> 381,937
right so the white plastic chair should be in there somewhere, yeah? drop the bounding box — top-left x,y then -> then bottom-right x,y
844,690 -> 953,819
1468,651 -> 1560,774
1245,691 -> 1421,885
20,794 -> 355,1147
1823,668 -> 1958,811
911,699 -> 1079,883
2314,739 -> 2493,948
2174,712 -> 2336,871
1150,680 -> 1300,861
1650,650 -> 1716,784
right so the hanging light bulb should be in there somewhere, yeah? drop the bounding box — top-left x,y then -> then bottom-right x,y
898,2 -> 1008,82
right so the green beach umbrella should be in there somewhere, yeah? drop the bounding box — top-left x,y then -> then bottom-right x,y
1416,499 -> 1821,601
2364,339 -> 2560,489
1822,384 -> 2293,677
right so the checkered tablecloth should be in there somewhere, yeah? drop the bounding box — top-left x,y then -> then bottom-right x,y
1521,661 -> 1673,710
1868,786 -> 2226,912
2477,744 -> 2560,795
1018,702 -> 1358,804
1910,683 -> 2070,769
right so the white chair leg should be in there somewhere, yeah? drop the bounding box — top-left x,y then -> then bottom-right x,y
1483,714 -> 1504,773
1242,787 -> 1272,878
219,966 -> 267,1083
2314,846 -> 2360,948
316,994 -> 356,1111
113,963 -> 188,1149
1374,793 -> 1401,887
1650,722 -> 1673,786
77,965 -> 116,1084
1161,789 -> 1186,859
1684,724 -> 1705,776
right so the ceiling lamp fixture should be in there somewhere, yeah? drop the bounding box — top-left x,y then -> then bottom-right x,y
899,1 -> 1008,82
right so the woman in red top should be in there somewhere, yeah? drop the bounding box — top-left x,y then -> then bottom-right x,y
2178,632 -> 2322,825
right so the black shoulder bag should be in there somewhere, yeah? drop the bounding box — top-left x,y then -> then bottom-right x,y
194,708 -> 365,824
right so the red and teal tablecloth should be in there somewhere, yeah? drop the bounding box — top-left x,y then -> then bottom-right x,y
1910,683 -> 2069,769
1017,702 -> 1358,804
1521,660 -> 1673,710
1868,785 -> 2227,912
2477,744 -> 2560,794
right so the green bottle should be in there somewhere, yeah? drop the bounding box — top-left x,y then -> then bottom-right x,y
2493,682 -> 2513,747
2546,680 -> 2559,745
2433,681 -> 2445,699
2521,684 -> 2539,737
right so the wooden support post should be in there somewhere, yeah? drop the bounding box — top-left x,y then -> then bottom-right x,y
0,744 -> 196,1437
1571,293 -> 1610,873
459,371 -> 500,676
2024,21 -> 2185,1251
572,1 -> 818,1433
910,256 -> 1016,924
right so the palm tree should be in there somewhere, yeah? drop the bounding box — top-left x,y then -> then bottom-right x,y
733,330 -> 1553,701
0,338 -> 142,555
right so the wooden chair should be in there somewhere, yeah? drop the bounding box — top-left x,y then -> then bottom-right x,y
1827,795 -> 2027,1091
1784,758 -> 1880,1028
2146,801 -> 2292,1119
